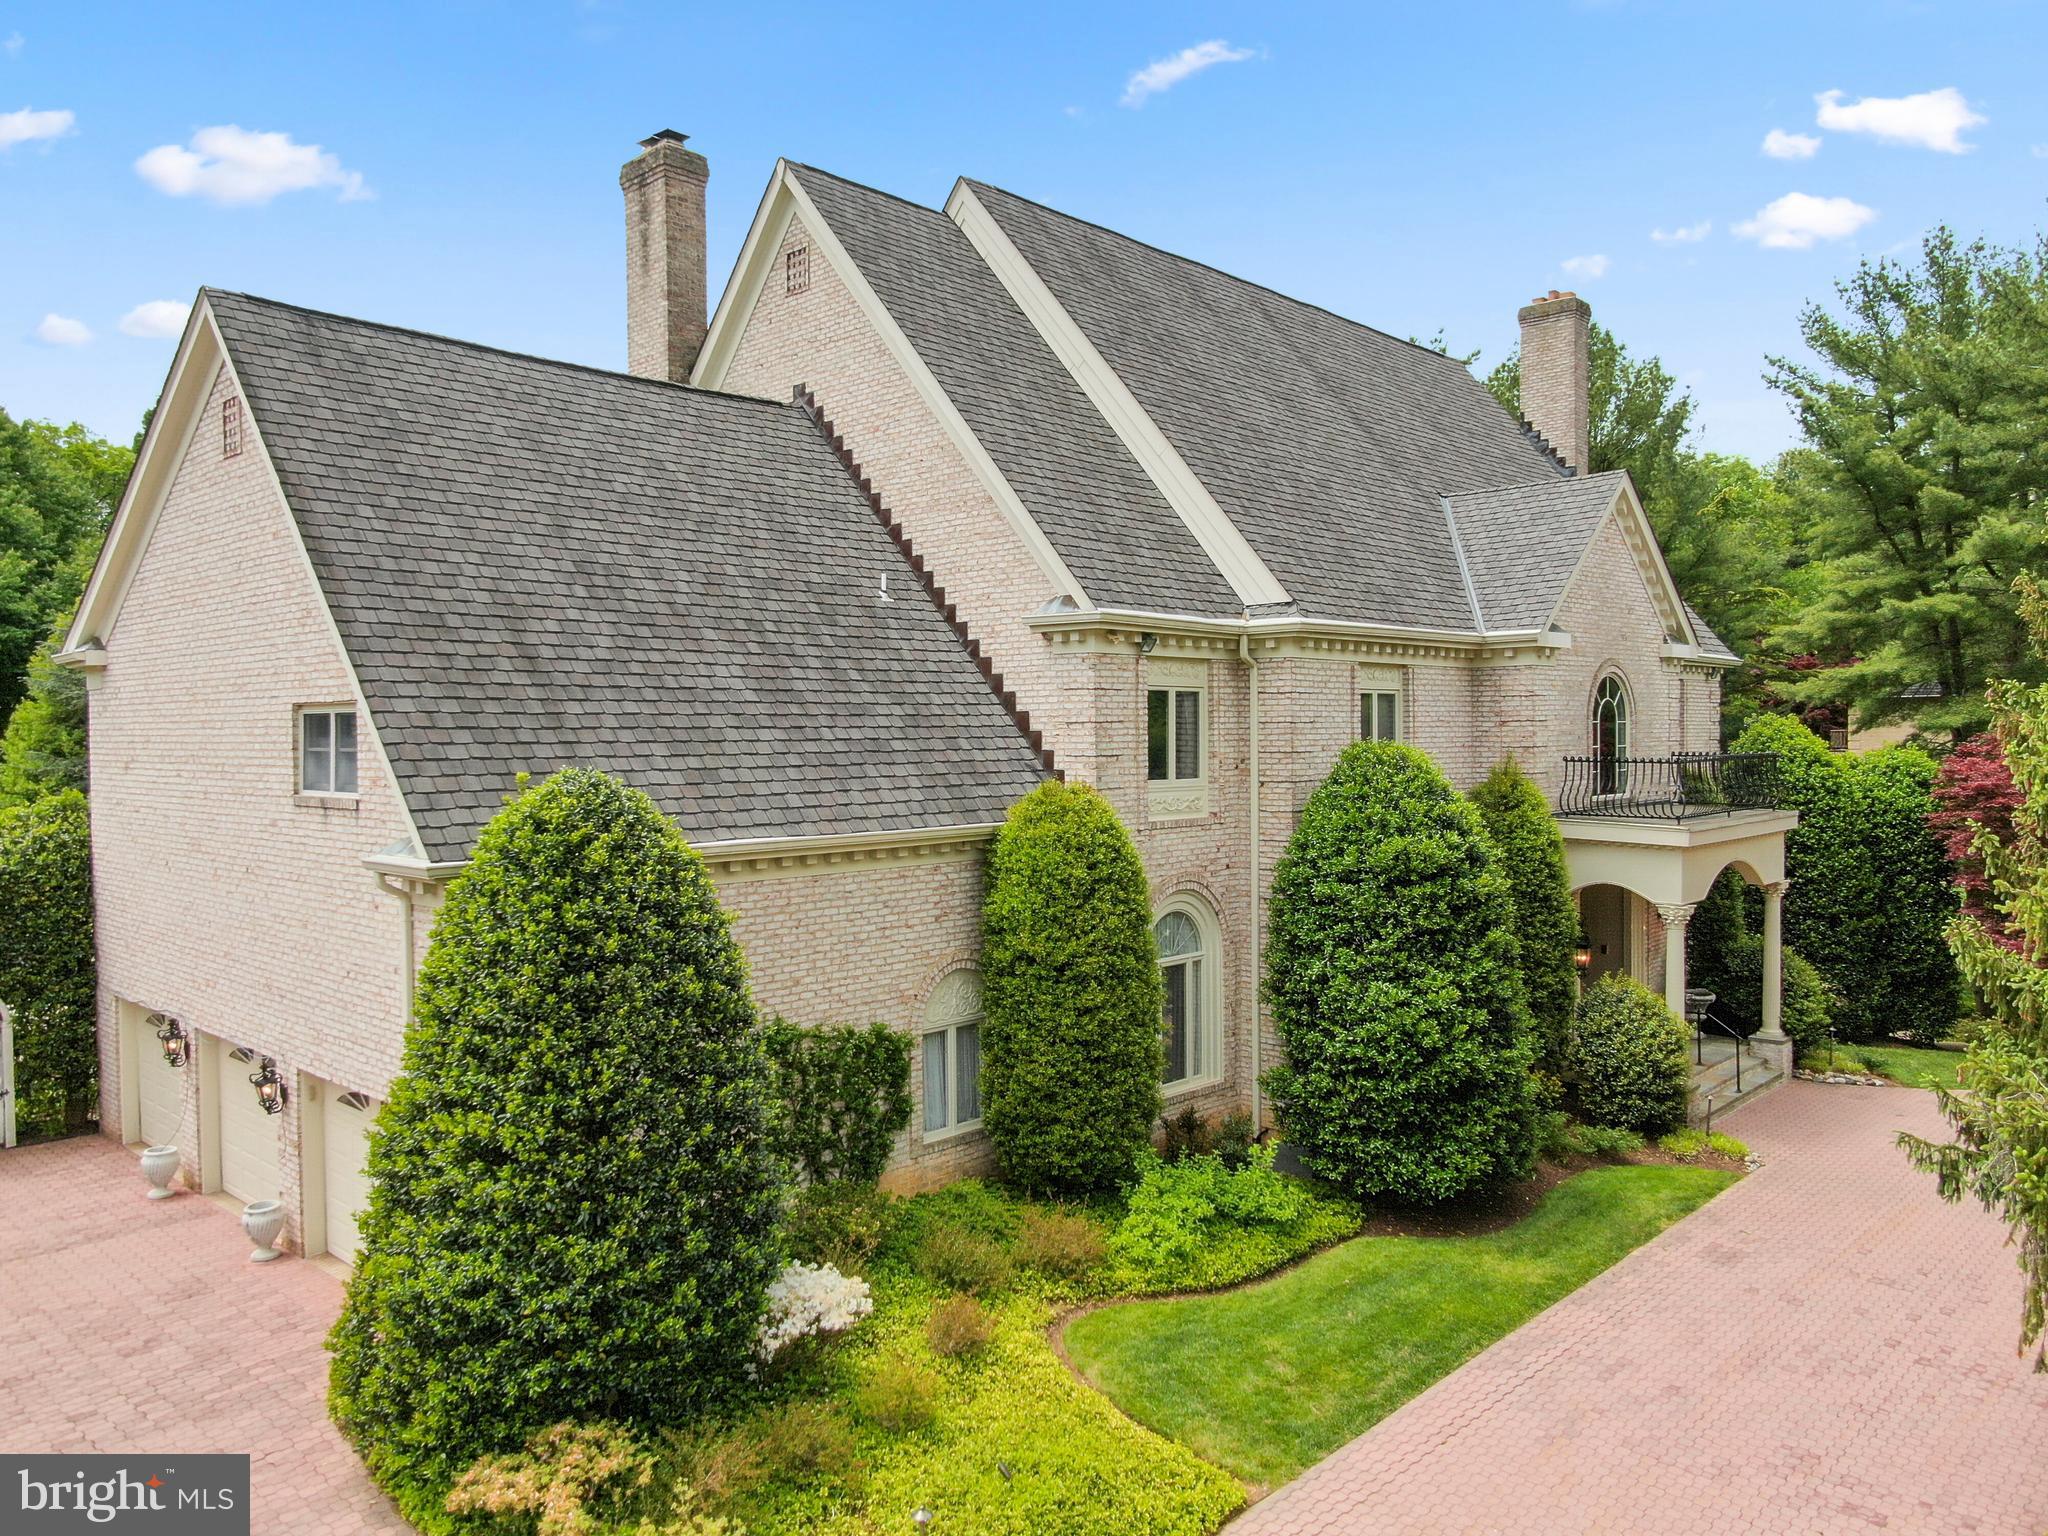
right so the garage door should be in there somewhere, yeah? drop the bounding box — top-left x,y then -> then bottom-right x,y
213,1043 -> 281,1205
322,1088 -> 378,1263
134,1012 -> 183,1148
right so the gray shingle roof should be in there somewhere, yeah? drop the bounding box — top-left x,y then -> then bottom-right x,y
964,181 -> 1575,631
1680,599 -> 1737,660
205,289 -> 1050,863
1444,471 -> 1631,632
788,166 -> 1240,618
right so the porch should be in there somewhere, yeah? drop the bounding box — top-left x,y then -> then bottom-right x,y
1554,752 -> 1800,1106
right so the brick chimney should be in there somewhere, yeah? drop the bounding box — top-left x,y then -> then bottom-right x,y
620,130 -> 709,382
1517,289 -> 1592,474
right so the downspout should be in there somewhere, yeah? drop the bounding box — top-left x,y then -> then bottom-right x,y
1238,630 -> 1263,1136
373,875 -> 417,1022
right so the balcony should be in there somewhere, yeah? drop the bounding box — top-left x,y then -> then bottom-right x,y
1556,752 -> 1782,822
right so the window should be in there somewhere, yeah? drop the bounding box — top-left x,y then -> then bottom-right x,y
222,396 -> 242,458
1361,689 -> 1400,742
1592,673 -> 1630,794
1147,687 -> 1203,782
785,245 -> 811,295
1156,904 -> 1218,1090
300,708 -> 359,795
921,969 -> 983,1137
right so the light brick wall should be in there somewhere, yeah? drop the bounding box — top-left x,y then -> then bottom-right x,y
718,214 -> 1066,729
89,363 -> 415,1253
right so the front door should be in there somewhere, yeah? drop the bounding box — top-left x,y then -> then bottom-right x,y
1580,885 -> 1631,984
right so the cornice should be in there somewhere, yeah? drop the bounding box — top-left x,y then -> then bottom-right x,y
1028,608 -> 1570,667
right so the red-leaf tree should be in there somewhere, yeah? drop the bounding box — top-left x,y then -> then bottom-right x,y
1932,732 -> 2024,946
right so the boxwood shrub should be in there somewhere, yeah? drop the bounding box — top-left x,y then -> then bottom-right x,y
1567,974 -> 1691,1133
1263,741 -> 1537,1204
328,769 -> 782,1511
1468,757 -> 1580,1070
979,780 -> 1163,1197
0,789 -> 96,1135
760,1019 -> 912,1186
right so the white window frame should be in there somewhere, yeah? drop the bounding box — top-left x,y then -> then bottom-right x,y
1145,660 -> 1209,821
298,706 -> 360,797
920,968 -> 984,1142
1591,671 -> 1632,796
1361,690 -> 1401,742
1155,898 -> 1223,1096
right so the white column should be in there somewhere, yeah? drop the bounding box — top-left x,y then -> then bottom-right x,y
1759,879 -> 1791,1042
1656,903 -> 1696,1018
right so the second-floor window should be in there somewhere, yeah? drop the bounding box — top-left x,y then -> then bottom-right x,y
1147,687 -> 1203,782
1592,673 -> 1630,794
1361,689 -> 1400,742
300,708 -> 359,795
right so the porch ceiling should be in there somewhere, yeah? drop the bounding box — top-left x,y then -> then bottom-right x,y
1556,808 -> 1797,907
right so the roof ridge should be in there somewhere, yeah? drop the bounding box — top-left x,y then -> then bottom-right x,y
1445,468 -> 1625,501
958,179 -> 1492,371
200,288 -> 800,415
786,162 -> 953,225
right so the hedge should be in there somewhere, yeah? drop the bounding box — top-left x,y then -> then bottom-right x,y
1732,715 -> 1958,1043
979,780 -> 1163,1197
1263,741 -> 1536,1204
760,1019 -> 913,1186
1689,867 -> 1837,1056
328,769 -> 782,1511
1468,758 -> 1580,1070
1568,974 -> 1691,1134
0,789 -> 96,1135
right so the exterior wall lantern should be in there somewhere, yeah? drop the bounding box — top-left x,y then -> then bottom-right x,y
152,1013 -> 189,1068
249,1056 -> 287,1115
1574,944 -> 1593,972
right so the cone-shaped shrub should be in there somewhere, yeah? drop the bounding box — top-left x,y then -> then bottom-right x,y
1263,742 -> 1536,1204
328,769 -> 781,1511
980,779 -> 1163,1197
1468,758 -> 1579,1070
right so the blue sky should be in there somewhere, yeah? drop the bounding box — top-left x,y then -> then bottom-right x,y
4,0 -> 2044,461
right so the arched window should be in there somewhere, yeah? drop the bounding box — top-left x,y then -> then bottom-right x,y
1156,904 -> 1219,1090
921,969 -> 982,1138
1592,673 -> 1631,794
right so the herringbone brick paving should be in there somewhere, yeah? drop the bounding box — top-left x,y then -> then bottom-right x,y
0,1135 -> 411,1533
1231,1079 -> 2048,1535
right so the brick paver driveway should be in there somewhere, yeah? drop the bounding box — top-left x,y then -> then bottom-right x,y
1233,1079 -> 2048,1535
0,1136 -> 410,1534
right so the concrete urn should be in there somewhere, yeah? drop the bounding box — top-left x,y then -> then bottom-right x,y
140,1144 -> 181,1200
241,1199 -> 287,1262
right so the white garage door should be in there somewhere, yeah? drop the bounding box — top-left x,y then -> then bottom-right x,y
134,1013 -> 183,1148
322,1089 -> 378,1263
213,1043 -> 281,1205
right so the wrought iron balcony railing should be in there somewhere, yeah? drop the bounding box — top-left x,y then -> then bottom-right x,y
1557,751 -> 1782,821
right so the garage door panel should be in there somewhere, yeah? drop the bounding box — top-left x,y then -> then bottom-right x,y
134,1015 -> 182,1148
322,1090 -> 377,1263
213,1042 -> 281,1205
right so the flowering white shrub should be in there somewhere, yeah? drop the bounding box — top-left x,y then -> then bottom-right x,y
754,1261 -> 873,1365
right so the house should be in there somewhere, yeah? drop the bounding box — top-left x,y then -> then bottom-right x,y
58,131 -> 1796,1259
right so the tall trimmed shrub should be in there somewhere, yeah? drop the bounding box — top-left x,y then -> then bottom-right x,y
1568,975 -> 1691,1133
1733,715 -> 1958,1041
0,789 -> 96,1134
328,770 -> 781,1510
760,1019 -> 913,1186
1468,758 -> 1579,1069
979,780 -> 1163,1197
1263,742 -> 1536,1204
1688,867 -> 1838,1055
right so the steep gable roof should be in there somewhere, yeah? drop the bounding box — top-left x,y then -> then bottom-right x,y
203,290 -> 1049,862
1444,471 -> 1632,632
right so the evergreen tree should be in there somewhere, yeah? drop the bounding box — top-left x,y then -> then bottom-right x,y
1468,758 -> 1579,1069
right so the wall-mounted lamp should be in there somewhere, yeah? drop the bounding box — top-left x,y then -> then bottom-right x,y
152,1013 -> 189,1068
1138,632 -> 1158,654
249,1057 -> 287,1116
1574,945 -> 1593,972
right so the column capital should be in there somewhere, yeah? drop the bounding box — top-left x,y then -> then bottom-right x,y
1654,901 -> 1698,928
1763,878 -> 1793,899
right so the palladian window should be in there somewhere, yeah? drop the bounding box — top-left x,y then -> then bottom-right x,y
1156,906 -> 1218,1089
1592,673 -> 1631,794
921,968 -> 983,1138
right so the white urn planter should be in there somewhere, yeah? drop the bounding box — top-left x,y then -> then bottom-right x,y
241,1199 -> 287,1263
140,1145 -> 181,1200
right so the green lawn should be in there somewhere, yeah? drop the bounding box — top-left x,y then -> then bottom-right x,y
1805,1041 -> 1967,1090
1062,1164 -> 1735,1489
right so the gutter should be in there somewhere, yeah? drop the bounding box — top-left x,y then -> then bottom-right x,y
1031,605 -> 1565,658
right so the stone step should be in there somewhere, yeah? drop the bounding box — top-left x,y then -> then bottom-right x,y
1690,1052 -> 1781,1128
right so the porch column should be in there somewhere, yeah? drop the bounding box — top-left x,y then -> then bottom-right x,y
1758,879 -> 1792,1042
1655,902 -> 1696,1018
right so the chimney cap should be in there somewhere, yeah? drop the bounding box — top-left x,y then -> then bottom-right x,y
640,129 -> 689,149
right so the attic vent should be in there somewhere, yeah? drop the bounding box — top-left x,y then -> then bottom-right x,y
785,245 -> 811,295
222,396 -> 243,459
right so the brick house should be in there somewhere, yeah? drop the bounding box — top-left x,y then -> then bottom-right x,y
58,131 -> 1794,1260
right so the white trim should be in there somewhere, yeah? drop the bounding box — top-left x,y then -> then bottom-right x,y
1031,606 -> 1568,665
692,163 -> 1088,605
1439,495 -> 1487,632
1154,894 -> 1225,1097
947,181 -> 1291,610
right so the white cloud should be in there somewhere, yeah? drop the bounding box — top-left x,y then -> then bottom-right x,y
0,106 -> 73,149
1121,39 -> 1254,108
135,124 -> 369,205
1650,220 -> 1711,245
1561,254 -> 1611,279
3,33 -> 23,57
35,312 -> 91,346
1063,104 -> 1084,119
1734,192 -> 1877,250
1762,128 -> 1820,159
1814,87 -> 1985,153
119,299 -> 191,338
2032,144 -> 2048,159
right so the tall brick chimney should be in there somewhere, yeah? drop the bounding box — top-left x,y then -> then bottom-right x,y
1517,289 -> 1592,474
620,130 -> 709,382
